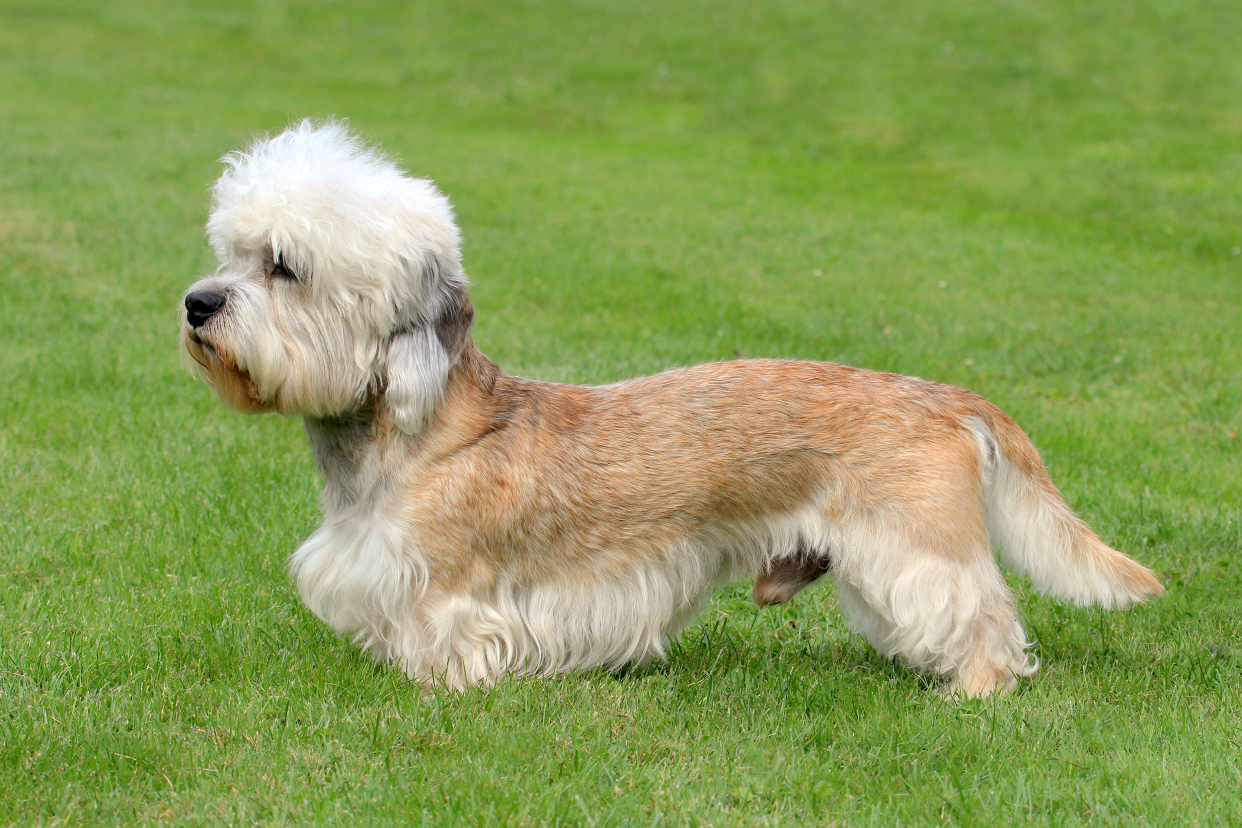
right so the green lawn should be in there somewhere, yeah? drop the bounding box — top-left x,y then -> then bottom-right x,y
2,0 -> 1240,825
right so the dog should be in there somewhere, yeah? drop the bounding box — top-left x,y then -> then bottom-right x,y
180,120 -> 1163,696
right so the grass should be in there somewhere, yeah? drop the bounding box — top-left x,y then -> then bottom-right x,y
1,0 -> 1240,824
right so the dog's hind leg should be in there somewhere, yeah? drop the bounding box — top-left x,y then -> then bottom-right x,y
833,516 -> 1036,697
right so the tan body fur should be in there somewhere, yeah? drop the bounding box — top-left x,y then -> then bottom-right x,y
400,348 -> 1005,592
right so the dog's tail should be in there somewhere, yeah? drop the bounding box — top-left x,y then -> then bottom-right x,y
965,404 -> 1163,608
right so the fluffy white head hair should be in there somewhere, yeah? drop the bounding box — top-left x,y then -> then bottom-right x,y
180,120 -> 471,430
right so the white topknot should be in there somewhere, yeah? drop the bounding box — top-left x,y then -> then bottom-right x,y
183,119 -> 471,421
206,119 -> 464,326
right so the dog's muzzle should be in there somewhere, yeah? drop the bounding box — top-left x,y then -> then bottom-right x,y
185,291 -> 226,328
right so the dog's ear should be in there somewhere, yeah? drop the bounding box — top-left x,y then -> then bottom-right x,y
385,283 -> 473,435
431,282 -> 474,363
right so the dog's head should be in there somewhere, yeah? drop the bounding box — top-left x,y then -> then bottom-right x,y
180,120 -> 471,431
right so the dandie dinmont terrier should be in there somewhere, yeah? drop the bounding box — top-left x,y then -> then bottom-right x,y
180,121 -> 1163,696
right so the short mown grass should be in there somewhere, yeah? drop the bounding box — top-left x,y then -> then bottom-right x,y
2,1 -> 1240,825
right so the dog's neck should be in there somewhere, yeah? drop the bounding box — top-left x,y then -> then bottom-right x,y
304,405 -> 383,514
304,340 -> 507,514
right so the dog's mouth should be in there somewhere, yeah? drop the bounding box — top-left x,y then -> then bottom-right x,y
183,330 -> 272,413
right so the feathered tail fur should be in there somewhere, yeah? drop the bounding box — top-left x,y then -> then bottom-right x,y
967,406 -> 1164,608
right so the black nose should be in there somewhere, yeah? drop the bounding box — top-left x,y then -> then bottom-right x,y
185,291 -> 226,328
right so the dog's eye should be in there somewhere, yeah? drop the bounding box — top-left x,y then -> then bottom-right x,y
271,254 -> 299,282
